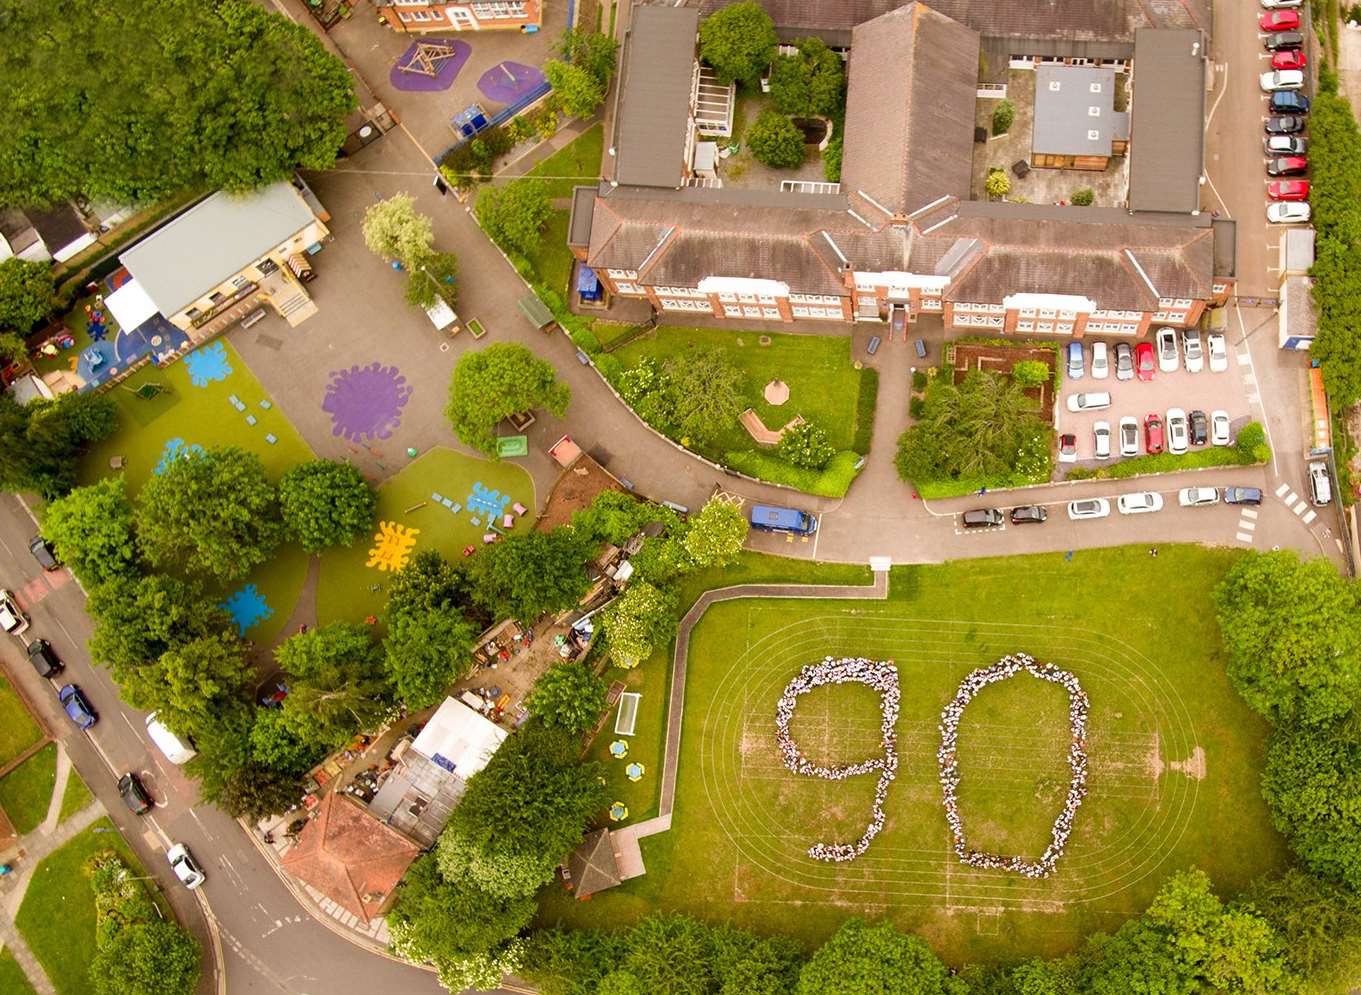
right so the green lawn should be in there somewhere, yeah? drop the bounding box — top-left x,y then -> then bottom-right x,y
523,210 -> 574,296
58,766 -> 95,824
0,949 -> 37,995
0,675 -> 43,768
539,545 -> 1290,967
584,650 -> 670,830
0,743 -> 57,835
15,818 -> 149,995
522,124 -> 603,200
316,447 -> 535,626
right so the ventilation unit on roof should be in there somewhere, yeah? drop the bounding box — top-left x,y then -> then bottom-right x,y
1088,106 -> 1101,117
1048,80 -> 1062,91
1087,129 -> 1101,141
1090,82 -> 1103,92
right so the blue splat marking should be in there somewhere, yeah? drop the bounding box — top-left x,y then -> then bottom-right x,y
465,480 -> 510,518
220,584 -> 273,635
153,438 -> 205,475
184,341 -> 233,387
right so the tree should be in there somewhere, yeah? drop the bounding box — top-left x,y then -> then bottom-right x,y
474,180 -> 552,258
437,723 -> 608,898
991,100 -> 1015,136
92,919 -> 201,995
213,762 -> 306,821
278,460 -> 376,553
276,623 -> 391,750
446,343 -> 571,456
0,258 -> 58,355
601,582 -> 678,667
521,927 -> 627,995
684,498 -> 748,568
699,1 -> 778,85
1010,360 -> 1051,389
823,137 -> 843,183
986,169 -> 1011,199
1242,869 -> 1361,991
768,37 -> 845,118
1071,188 -> 1095,207
135,446 -> 285,583
250,708 -> 325,775
621,915 -> 714,995
384,609 -> 478,708
746,110 -> 806,169
796,919 -> 955,995
362,193 -> 435,266
525,662 -> 608,732
130,631 -> 254,737
0,391 -> 118,498
387,550 -> 480,623
708,922 -> 804,995
777,421 -> 836,469
1213,550 -> 1361,725
41,477 -> 138,585
661,349 -> 744,447
570,490 -> 675,546
87,574 -> 231,684
466,529 -> 593,622
404,250 -> 459,310
556,28 -> 619,86
1236,421 -> 1271,463
544,61 -> 606,118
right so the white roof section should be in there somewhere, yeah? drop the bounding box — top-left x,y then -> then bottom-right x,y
411,697 -> 508,779
105,278 -> 159,330
120,182 -> 317,316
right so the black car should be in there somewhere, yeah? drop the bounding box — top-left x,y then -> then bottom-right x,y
1270,91 -> 1311,115
28,535 -> 57,571
1189,410 -> 1209,446
1010,505 -> 1048,525
1265,30 -> 1305,51
1266,157 -> 1308,177
1265,115 -> 1306,135
27,638 -> 62,678
118,773 -> 153,815
1224,487 -> 1263,506
961,508 -> 1004,528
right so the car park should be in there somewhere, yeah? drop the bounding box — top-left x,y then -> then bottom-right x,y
1093,420 -> 1111,459
1270,91 -> 1310,114
1068,498 -> 1111,520
1156,327 -> 1178,373
1268,180 -> 1310,201
1211,410 -> 1231,446
1267,201 -> 1311,224
1182,328 -> 1204,373
1119,416 -> 1139,457
1066,341 -> 1084,379
1166,408 -> 1190,454
119,773 -> 153,815
1309,460 -> 1332,505
1145,413 -> 1165,454
1090,342 -> 1109,380
1224,486 -> 1263,505
1260,70 -> 1305,92
1264,135 -> 1307,155
58,684 -> 97,729
1135,342 -> 1156,382
0,590 -> 28,636
1189,409 -> 1209,446
1265,29 -> 1305,49
1115,342 -> 1134,381
1058,433 -> 1078,463
1010,505 -> 1048,524
1267,156 -> 1308,176
1260,9 -> 1301,29
1207,332 -> 1228,372
1117,492 -> 1164,515
1178,487 -> 1220,507
28,535 -> 58,571
1066,391 -> 1111,412
167,843 -> 206,890
1271,48 -> 1307,70
962,508 -> 1004,528
27,638 -> 62,678
1265,114 -> 1306,134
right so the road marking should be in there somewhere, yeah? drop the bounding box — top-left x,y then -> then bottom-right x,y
1241,508 -> 1258,519
1236,532 -> 1254,543
1240,520 -> 1256,531
1302,509 -> 1317,524
1293,498 -> 1308,514
1275,482 -> 1290,497
1338,538 -> 1346,554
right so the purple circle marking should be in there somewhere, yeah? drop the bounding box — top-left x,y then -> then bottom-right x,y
322,362 -> 413,442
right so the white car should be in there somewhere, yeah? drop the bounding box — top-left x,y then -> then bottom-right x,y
1267,202 -> 1311,225
0,590 -> 27,636
1068,498 -> 1111,520
1156,327 -> 1178,373
1093,420 -> 1111,459
1166,408 -> 1190,454
1178,487 -> 1220,507
1117,491 -> 1164,515
1066,391 -> 1112,412
1118,416 -> 1139,457
1309,460 -> 1332,505
167,843 -> 206,890
1261,0 -> 1302,6
1210,410 -> 1231,446
1090,342 -> 1110,380
1182,328 -> 1204,373
1261,70 -> 1306,92
1207,332 -> 1228,373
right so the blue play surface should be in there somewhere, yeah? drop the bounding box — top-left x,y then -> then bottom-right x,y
466,481 -> 510,519
184,341 -> 233,387
153,438 -> 205,475
221,584 -> 273,635
76,313 -> 190,392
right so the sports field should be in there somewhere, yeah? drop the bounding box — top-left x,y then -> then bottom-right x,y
542,546 -> 1289,964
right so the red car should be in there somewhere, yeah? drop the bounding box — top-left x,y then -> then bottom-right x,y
1272,48 -> 1307,70
1134,341 -> 1156,382
1260,9 -> 1301,30
1144,414 -> 1165,455
1267,155 -> 1308,176
1268,180 -> 1310,201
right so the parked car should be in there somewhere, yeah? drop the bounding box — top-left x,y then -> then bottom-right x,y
0,590 -> 28,636
58,684 -> 97,730
118,773 -> 153,815
1268,180 -> 1310,201
1178,487 -> 1220,507
961,508 -> 1004,528
1066,341 -> 1084,380
1260,9 -> 1302,30
1182,328 -> 1204,373
167,843 -> 206,890
1265,114 -> 1307,134
1010,505 -> 1048,524
1267,156 -> 1308,176
1117,491 -> 1164,515
1166,408 -> 1190,454
1267,201 -> 1311,224
1145,413 -> 1165,454
1270,91 -> 1311,114
1265,135 -> 1308,155
1067,391 -> 1111,412
1260,0 -> 1303,8
1058,433 -> 1078,464
1090,341 -> 1109,380
27,638 -> 61,678
1211,410 -> 1231,446
28,535 -> 58,571
1271,48 -> 1307,70
1115,342 -> 1134,381
1224,486 -> 1264,505
1156,327 -> 1179,373
1093,420 -> 1112,460
1265,30 -> 1305,50
1309,460 -> 1333,505
1119,416 -> 1139,457
1135,341 -> 1156,382
1261,69 -> 1306,92
1189,409 -> 1209,446
1068,498 -> 1111,520
1207,332 -> 1229,372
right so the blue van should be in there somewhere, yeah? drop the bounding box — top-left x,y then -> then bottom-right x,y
1066,341 -> 1084,380
1270,91 -> 1310,115
749,504 -> 818,536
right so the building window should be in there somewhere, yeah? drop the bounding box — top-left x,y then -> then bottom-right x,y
1016,320 -> 1033,331
724,305 -> 742,317
762,307 -> 780,319
615,282 -> 642,295
606,269 -> 637,280
186,307 -> 202,321
1174,299 -> 1192,308
470,1 -> 526,17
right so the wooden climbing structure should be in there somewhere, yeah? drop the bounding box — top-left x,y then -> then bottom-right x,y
398,41 -> 460,78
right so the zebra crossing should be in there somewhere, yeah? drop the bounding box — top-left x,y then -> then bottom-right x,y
1235,507 -> 1257,545
1236,347 -> 1259,405
1274,482 -> 1317,524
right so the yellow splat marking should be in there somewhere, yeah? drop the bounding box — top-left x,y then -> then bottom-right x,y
366,521 -> 420,572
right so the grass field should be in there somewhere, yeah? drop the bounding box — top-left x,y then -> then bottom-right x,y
539,546 -> 1289,965
58,767 -> 94,824
0,675 -> 43,768
0,743 -> 57,835
522,210 -> 573,296
521,124 -> 603,200
0,949 -> 37,995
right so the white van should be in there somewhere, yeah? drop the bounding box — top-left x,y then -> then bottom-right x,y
146,713 -> 197,765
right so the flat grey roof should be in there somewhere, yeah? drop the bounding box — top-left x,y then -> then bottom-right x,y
568,186 -> 597,247
612,6 -> 699,188
1032,65 -> 1116,157
1128,29 -> 1206,214
120,182 -> 317,316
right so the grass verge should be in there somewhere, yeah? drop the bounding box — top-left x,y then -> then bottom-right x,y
0,949 -> 38,995
0,675 -> 43,768
58,767 -> 95,824
522,211 -> 574,296
0,743 -> 57,835
1067,447 -> 1264,481
521,124 -> 603,200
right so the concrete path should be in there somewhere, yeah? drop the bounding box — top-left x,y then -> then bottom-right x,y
37,743 -> 71,835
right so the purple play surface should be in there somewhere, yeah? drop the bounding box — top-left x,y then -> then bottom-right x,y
322,361 -> 413,442
389,38 -> 471,92
477,61 -> 546,104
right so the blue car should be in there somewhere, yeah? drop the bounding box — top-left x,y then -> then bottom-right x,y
1269,91 -> 1310,114
58,684 -> 97,729
1066,341 -> 1084,380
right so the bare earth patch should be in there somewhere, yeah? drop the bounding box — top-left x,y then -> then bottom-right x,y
1146,730 -> 1165,780
1170,746 -> 1207,781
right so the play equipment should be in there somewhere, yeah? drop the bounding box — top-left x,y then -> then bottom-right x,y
121,381 -> 170,401
452,103 -> 491,139
398,40 -> 462,77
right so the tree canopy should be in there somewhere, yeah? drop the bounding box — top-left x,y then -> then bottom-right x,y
278,459 -> 376,553
0,391 -> 119,498
41,477 -> 138,585
663,350 -> 745,447
698,1 -> 778,85
86,852 -> 200,995
466,528 -> 593,622
87,573 -> 232,687
796,918 -> 956,995
0,257 -> 58,358
544,61 -> 606,118
682,498 -> 748,568
131,631 -> 254,739
362,193 -> 435,265
570,490 -> 676,546
474,180 -> 552,258
768,37 -> 845,118
384,608 -> 478,709
555,28 -> 619,89
601,581 -> 678,668
746,110 -> 806,169
275,622 -> 391,751
525,661 -> 608,732
446,343 -> 571,456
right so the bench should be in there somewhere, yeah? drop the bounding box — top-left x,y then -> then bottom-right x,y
914,338 -> 927,359
867,335 -> 881,356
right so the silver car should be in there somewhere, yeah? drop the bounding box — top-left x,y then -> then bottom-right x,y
1182,329 -> 1204,373
1093,420 -> 1111,460
1119,416 -> 1139,457
1114,342 -> 1134,381
1117,491 -> 1164,515
1068,498 -> 1111,520
1207,332 -> 1228,373
1156,327 -> 1179,373
1178,487 -> 1219,507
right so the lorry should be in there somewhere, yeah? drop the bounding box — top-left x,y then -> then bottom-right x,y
749,504 -> 818,536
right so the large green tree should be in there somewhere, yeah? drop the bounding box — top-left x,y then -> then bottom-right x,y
1213,550 -> 1361,725
278,459 -> 376,553
86,852 -> 200,995
87,573 -> 231,684
600,582 -> 678,668
130,631 -> 254,738
41,477 -> 138,585
474,180 -> 552,258
570,490 -> 676,546
544,61 -> 605,118
135,446 -> 285,583
0,391 -> 118,498
466,529 -> 593,622
795,918 -> 956,995
661,349 -> 745,448
746,110 -> 806,169
681,497 -> 748,568
768,37 -> 845,118
446,343 -> 570,456
0,0 -> 356,206
524,661 -> 608,733
211,761 -> 307,822
276,622 -> 391,750
387,549 -> 480,621
0,257 -> 58,358
362,193 -> 435,265
698,1 -> 778,85
1242,868 -> 1361,991
384,609 -> 478,709
555,28 -> 619,88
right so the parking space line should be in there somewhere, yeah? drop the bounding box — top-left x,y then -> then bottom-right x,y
1302,509 -> 1317,524
1241,508 -> 1258,519
1236,532 -> 1254,543
1338,538 -> 1347,554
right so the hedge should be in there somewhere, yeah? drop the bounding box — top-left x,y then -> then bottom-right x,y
723,449 -> 864,498
852,367 -> 879,454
